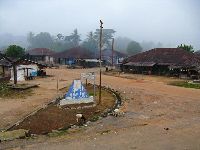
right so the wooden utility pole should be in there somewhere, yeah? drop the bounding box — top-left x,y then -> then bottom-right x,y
99,20 -> 103,104
111,38 -> 114,68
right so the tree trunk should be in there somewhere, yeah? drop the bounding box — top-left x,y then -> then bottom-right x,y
2,66 -> 5,77
13,64 -> 17,85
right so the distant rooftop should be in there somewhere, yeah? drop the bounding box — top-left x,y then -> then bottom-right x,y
53,47 -> 96,59
27,48 -> 55,56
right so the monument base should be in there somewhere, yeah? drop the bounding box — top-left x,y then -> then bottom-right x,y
59,96 -> 94,106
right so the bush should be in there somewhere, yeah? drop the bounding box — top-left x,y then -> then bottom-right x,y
0,82 -> 10,97
0,83 -> 33,99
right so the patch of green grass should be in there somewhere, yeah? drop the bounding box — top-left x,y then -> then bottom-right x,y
48,130 -> 68,137
0,82 -> 10,96
169,81 -> 200,89
0,129 -> 29,141
0,82 -> 33,99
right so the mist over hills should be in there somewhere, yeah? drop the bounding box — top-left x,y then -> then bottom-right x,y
0,33 -> 28,51
0,32 -> 198,53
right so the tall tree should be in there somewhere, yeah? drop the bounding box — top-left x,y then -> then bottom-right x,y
27,32 -> 34,45
177,44 -> 194,53
27,32 -> 54,49
5,45 -> 25,59
126,41 -> 143,55
81,31 -> 98,52
57,33 -> 64,40
65,29 -> 81,47
94,29 -> 115,49
71,29 -> 81,47
114,37 -> 131,53
51,34 -> 67,52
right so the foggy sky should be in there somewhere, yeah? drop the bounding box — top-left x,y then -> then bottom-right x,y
0,0 -> 200,49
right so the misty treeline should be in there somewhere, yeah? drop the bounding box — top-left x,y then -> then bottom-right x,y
27,29 -> 116,53
26,29 -> 164,55
114,37 -> 163,53
177,44 -> 194,53
0,29 -> 165,56
0,30 -> 196,57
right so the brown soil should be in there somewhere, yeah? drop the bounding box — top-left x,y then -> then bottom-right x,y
1,68 -> 200,150
10,86 -> 115,134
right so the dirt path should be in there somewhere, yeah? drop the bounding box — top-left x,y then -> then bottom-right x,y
1,68 -> 200,150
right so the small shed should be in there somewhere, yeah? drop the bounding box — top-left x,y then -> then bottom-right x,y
10,59 -> 47,82
10,64 -> 38,81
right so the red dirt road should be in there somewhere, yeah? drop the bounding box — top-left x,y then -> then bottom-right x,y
1,68 -> 200,150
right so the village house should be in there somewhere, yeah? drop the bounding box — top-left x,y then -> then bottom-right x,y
102,49 -> 127,67
0,57 -> 12,82
26,48 -> 55,65
194,50 -> 200,74
53,47 -> 99,68
122,48 -> 200,79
